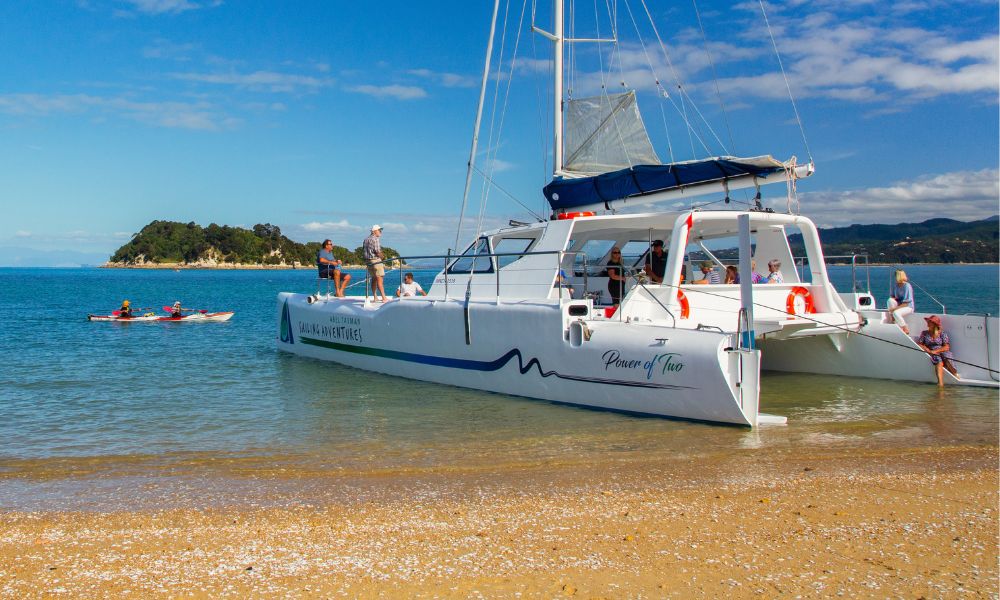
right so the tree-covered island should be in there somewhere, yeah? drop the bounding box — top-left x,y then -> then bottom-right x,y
106,220 -> 401,268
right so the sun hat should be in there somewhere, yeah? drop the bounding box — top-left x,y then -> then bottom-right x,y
924,315 -> 942,327
700,260 -> 713,269
371,224 -> 382,232
122,300 -> 130,306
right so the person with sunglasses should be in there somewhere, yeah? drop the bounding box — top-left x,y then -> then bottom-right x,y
606,247 -> 627,306
317,239 -> 352,297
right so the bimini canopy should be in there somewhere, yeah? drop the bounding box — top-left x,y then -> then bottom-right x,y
543,155 -> 789,211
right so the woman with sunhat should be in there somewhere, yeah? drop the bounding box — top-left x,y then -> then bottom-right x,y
915,315 -> 960,386
118,299 -> 133,318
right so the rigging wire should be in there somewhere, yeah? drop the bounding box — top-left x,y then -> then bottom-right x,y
621,0 -> 718,157
455,0 -> 501,253
759,0 -> 813,163
691,0 -> 736,156
472,164 -> 545,221
476,0 -> 530,240
474,0 -> 514,244
530,0 -> 552,216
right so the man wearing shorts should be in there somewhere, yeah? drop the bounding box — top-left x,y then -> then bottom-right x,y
363,224 -> 388,302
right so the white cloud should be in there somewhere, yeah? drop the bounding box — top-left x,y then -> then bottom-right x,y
172,70 -> 333,93
15,230 -> 31,237
794,169 -> 999,226
142,39 -> 197,60
288,213 -> 516,255
407,69 -> 477,88
121,0 -> 219,16
0,93 -> 233,131
346,84 -> 427,100
302,220 -> 362,233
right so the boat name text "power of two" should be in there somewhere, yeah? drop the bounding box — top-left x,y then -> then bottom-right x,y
602,350 -> 685,380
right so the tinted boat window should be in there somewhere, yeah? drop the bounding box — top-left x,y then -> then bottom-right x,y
492,237 -> 535,269
449,237 -> 494,274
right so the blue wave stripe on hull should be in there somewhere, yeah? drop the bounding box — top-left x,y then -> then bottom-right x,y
300,336 -> 695,391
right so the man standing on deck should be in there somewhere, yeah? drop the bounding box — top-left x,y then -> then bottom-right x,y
644,240 -> 667,284
363,225 -> 389,302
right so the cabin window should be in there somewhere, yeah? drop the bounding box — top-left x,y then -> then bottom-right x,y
492,237 -> 535,269
621,240 -> 661,269
448,237 -> 494,274
574,239 -> 616,275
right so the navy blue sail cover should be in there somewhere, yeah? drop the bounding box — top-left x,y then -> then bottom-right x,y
543,157 -> 786,211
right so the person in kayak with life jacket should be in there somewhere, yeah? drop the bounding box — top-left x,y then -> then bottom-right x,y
119,299 -> 133,318
170,301 -> 183,318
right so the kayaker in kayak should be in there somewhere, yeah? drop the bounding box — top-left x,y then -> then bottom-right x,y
171,301 -> 183,318
119,299 -> 133,318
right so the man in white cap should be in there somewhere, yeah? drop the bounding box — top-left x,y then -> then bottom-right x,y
363,224 -> 388,302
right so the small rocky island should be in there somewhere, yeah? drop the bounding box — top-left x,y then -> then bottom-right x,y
105,220 -> 400,269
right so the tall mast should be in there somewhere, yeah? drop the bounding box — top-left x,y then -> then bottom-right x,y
552,0 -> 564,176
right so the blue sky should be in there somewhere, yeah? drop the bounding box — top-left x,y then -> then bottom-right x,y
0,0 -> 997,265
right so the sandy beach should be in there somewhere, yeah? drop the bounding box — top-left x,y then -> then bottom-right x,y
1,443 -> 995,598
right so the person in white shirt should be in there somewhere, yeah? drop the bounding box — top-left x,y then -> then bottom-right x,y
395,272 -> 427,297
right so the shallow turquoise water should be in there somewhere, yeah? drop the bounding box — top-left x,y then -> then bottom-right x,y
0,265 -> 996,509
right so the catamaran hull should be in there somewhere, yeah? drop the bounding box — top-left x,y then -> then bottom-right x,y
276,293 -> 760,426
760,311 -> 999,386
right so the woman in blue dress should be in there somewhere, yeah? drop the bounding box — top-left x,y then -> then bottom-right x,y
915,315 -> 959,386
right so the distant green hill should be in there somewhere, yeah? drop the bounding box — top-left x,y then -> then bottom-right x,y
798,216 -> 998,263
109,220 -> 401,267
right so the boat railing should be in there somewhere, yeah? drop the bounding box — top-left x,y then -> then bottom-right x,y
794,253 -> 872,294
359,249 -> 591,302
891,270 -> 947,315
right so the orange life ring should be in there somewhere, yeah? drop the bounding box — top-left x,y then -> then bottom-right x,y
786,286 -> 815,316
677,290 -> 690,319
556,211 -> 596,220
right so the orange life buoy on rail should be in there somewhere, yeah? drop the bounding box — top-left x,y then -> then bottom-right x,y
556,211 -> 596,220
677,290 -> 690,319
786,286 -> 815,317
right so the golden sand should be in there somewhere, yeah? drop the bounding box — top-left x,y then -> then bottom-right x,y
1,445 -> 996,598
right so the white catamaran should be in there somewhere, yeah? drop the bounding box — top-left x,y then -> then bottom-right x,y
277,2 -> 998,426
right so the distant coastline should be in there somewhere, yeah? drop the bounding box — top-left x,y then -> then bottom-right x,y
100,261 -> 370,270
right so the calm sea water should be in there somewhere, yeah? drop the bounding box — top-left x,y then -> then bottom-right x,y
0,265 -> 996,509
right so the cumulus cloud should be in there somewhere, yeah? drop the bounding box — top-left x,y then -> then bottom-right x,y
15,230 -> 31,237
346,84 -> 427,100
793,169 -> 1000,226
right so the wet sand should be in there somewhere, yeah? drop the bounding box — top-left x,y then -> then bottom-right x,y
1,443 -> 996,598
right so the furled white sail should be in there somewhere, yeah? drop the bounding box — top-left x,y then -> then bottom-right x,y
563,91 -> 661,175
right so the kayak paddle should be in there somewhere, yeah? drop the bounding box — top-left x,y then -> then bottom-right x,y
162,306 -> 209,314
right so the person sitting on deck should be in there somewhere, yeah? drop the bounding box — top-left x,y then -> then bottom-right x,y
750,260 -> 765,283
724,265 -> 740,284
886,269 -> 914,335
916,315 -> 960,386
118,299 -> 133,318
317,239 -> 351,297
765,259 -> 784,284
644,240 -> 667,284
396,272 -> 427,297
692,260 -> 720,285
